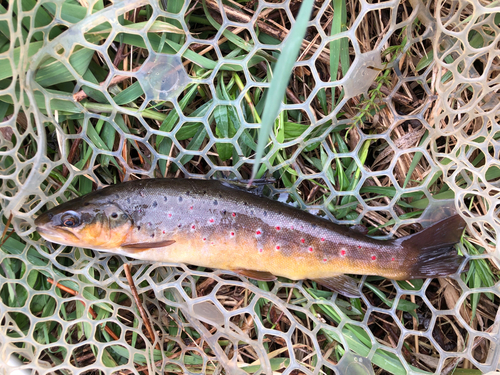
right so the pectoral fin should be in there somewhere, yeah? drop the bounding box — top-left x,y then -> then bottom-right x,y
312,275 -> 361,298
122,240 -> 176,252
233,269 -> 277,281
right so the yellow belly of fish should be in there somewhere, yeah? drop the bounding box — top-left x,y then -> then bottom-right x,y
118,232 -> 407,280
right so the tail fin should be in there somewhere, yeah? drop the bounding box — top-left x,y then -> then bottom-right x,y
401,214 -> 467,279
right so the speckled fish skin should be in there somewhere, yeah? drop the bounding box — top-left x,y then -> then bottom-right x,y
35,179 -> 465,285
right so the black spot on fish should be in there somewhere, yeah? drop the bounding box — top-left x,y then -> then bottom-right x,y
48,213 -> 54,220
263,211 -> 267,217
152,201 -> 158,208
126,198 -> 131,204
179,196 -> 183,202
151,234 -> 155,238
137,226 -> 141,231
115,194 -> 120,199
219,194 -> 222,198
312,224 -> 317,229
186,191 -> 190,196
164,196 -> 168,202
83,202 -> 90,207
243,202 -> 248,206
213,199 -> 218,206
203,190 -> 206,194
222,210 -> 226,215
81,213 -> 92,223
178,224 -> 182,228
250,210 -> 254,215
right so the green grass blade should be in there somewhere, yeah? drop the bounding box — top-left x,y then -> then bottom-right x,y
330,0 -> 349,79
251,0 -> 315,180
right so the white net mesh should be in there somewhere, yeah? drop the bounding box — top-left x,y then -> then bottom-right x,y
0,0 -> 499,374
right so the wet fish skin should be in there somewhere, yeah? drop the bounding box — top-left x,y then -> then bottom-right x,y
35,179 -> 466,296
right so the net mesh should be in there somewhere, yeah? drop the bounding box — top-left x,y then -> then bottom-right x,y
0,0 -> 499,373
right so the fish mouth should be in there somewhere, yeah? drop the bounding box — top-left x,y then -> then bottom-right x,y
36,224 -> 79,246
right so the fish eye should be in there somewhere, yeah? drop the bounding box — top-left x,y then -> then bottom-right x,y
61,212 -> 80,228
110,212 -> 118,219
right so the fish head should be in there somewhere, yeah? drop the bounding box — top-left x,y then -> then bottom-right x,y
35,199 -> 133,250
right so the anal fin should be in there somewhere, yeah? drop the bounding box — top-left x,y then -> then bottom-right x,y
233,269 -> 277,281
122,240 -> 176,253
312,275 -> 361,298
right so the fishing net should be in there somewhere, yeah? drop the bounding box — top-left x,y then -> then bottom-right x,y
0,0 -> 499,373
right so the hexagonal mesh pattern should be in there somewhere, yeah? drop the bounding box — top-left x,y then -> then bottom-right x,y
0,0 -> 499,374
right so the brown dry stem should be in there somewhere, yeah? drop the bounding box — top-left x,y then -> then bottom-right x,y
123,263 -> 161,351
46,278 -> 120,341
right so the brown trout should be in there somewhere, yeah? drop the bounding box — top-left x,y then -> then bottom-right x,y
35,178 -> 466,297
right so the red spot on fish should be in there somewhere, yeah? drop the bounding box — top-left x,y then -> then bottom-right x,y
300,238 -> 305,243
209,218 -> 214,223
276,245 -> 280,250
322,257 -> 327,262
290,226 -> 294,230
202,238 -> 206,241
230,232 -> 235,237
321,238 -> 325,242
168,213 -> 172,218
275,226 -> 281,231
232,213 -> 236,217
163,230 -> 166,234
256,230 -> 262,235
191,225 -> 196,230
211,241 -> 214,245
391,257 -> 395,261
340,249 -> 346,256
308,247 -> 313,253
371,255 -> 377,261
258,248 -> 263,253
189,206 -> 193,210
358,245 -> 362,249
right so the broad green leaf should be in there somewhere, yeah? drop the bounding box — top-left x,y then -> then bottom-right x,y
213,105 -> 233,161
34,47 -> 95,87
179,125 -> 207,165
112,81 -> 144,105
0,41 -> 44,81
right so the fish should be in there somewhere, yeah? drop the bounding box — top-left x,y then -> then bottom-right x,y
35,178 -> 466,297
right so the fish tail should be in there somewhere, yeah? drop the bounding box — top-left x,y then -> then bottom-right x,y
400,214 -> 467,278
